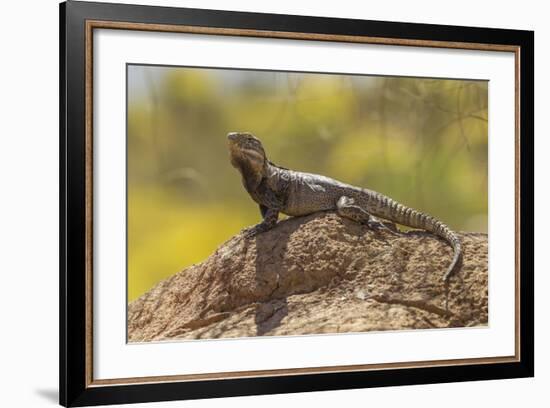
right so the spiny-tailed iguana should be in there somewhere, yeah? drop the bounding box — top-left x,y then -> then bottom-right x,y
227,131 -> 462,282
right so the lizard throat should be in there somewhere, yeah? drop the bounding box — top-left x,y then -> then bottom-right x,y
230,154 -> 266,192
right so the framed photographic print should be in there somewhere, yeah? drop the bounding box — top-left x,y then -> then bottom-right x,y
59,1 -> 534,406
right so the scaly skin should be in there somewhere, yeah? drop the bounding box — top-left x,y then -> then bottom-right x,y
227,132 -> 462,282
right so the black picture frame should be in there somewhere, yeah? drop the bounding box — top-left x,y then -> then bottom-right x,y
60,1 -> 534,406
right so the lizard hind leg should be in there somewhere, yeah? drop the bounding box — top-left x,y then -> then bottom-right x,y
336,196 -> 371,224
336,196 -> 399,234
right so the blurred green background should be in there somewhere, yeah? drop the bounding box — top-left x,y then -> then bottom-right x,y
127,65 -> 488,302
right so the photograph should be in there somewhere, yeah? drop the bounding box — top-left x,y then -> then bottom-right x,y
126,65 -> 489,342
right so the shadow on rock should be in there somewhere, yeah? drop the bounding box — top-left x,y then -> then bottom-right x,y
253,217 -> 302,335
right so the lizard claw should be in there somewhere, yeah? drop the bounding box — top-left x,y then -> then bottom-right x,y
367,219 -> 401,236
241,226 -> 258,239
366,220 -> 384,230
241,223 -> 268,239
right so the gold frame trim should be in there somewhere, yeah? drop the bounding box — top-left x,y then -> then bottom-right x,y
84,20 -> 521,388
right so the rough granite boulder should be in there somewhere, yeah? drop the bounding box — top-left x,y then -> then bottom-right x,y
128,212 -> 488,342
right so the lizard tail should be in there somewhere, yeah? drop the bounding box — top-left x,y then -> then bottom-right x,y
369,193 -> 462,282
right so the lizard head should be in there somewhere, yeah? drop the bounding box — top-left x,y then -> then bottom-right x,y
227,132 -> 268,191
227,132 -> 267,189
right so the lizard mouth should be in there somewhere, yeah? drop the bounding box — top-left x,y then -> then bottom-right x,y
227,132 -> 246,154
229,145 -> 264,164
227,132 -> 240,142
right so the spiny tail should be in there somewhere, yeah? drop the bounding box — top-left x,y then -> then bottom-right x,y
369,192 -> 462,282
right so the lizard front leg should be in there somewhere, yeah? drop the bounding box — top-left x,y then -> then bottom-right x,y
336,196 -> 399,234
243,205 -> 280,237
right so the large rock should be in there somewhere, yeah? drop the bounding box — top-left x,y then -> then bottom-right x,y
128,212 -> 488,342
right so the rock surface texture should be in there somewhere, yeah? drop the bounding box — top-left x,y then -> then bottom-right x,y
128,212 -> 488,342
